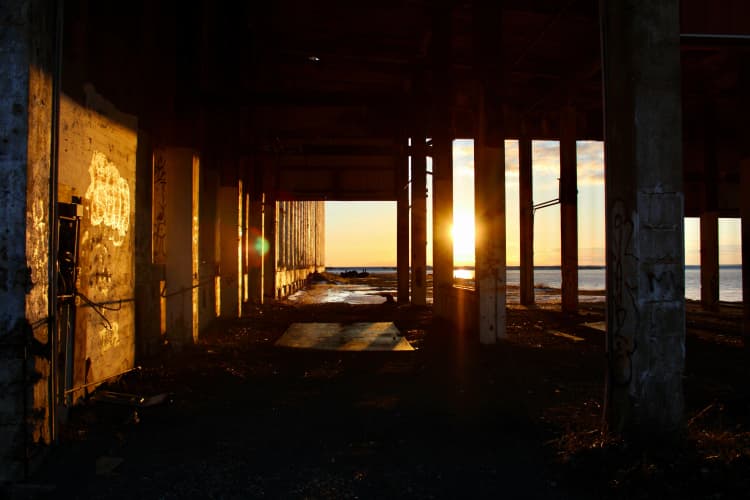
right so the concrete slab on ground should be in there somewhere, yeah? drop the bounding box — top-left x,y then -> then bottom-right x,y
276,322 -> 414,351
582,321 -> 606,332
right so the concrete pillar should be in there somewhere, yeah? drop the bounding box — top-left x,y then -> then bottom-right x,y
218,181 -> 241,318
198,168 -> 219,330
560,106 -> 579,313
474,0 -> 506,343
601,0 -> 685,437
263,167 -> 277,301
248,171 -> 264,304
296,201 -> 301,269
519,135 -> 535,306
411,133 -> 428,306
433,131 -> 454,318
308,202 -> 313,267
284,201 -> 290,271
307,202 -> 313,268
0,0 -> 56,479
701,124 -> 720,311
397,139 -> 411,303
317,201 -> 325,271
164,149 -> 200,345
742,159 -> 750,349
242,192 -> 250,304
135,133 -> 161,358
278,201 -> 285,273
700,212 -> 720,311
431,4 -> 454,319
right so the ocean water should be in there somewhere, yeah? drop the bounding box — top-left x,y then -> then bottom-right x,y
326,265 -> 743,302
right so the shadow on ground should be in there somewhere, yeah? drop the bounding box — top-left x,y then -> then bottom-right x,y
24,301 -> 750,499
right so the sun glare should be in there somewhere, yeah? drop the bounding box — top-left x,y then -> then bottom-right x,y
452,210 -> 475,266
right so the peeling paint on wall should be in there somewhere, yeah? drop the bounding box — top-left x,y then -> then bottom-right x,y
85,151 -> 130,246
27,198 -> 49,312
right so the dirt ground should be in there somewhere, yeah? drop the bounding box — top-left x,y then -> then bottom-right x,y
21,276 -> 750,499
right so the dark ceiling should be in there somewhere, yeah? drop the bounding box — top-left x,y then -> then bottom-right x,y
63,0 -> 750,212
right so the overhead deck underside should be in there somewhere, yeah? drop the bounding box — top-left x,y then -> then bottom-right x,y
64,0 -> 750,210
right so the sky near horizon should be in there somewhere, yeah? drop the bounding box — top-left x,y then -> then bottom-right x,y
325,140 -> 742,268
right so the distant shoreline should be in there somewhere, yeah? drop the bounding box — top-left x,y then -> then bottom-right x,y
326,264 -> 742,271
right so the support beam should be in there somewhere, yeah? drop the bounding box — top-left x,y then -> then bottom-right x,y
431,2 -> 454,319
243,192 -> 250,304
742,159 -> 750,349
601,0 -> 685,437
165,149 -> 201,345
218,181 -> 242,318
135,132 -> 161,358
0,0 -> 56,478
315,201 -> 325,272
397,139 -> 411,303
411,132 -> 428,306
432,130 -> 453,316
263,164 -> 277,301
198,168 -> 219,330
248,171 -> 264,304
519,135 -> 535,305
700,212 -> 720,311
701,115 -> 720,311
560,106 -> 578,313
474,0 -> 507,343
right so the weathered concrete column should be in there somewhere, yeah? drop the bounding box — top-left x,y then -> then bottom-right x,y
308,202 -> 314,267
164,149 -> 200,345
700,212 -> 720,311
700,125 -> 720,311
742,159 -> 750,349
313,201 -> 322,271
218,181 -> 242,318
263,164 -> 277,301
248,168 -> 264,304
519,135 -> 535,306
432,127 -> 454,318
242,192 -> 250,304
135,133 -> 162,358
397,139 -> 411,303
474,0 -> 507,343
411,133 -> 428,306
601,0 -> 686,437
0,0 -> 55,479
431,4 -> 454,319
198,168 -> 219,330
560,106 -> 579,313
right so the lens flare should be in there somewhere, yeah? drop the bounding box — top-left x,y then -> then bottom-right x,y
254,236 -> 270,255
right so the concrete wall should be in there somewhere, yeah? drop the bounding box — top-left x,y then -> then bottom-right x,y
0,0 -> 54,481
58,87 -> 137,400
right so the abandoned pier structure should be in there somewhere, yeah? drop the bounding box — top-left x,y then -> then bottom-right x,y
1,0 -> 749,481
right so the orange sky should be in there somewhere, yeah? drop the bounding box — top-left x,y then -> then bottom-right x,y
325,140 -> 742,267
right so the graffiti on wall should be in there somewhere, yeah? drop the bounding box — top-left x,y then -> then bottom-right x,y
98,320 -> 120,352
88,238 -> 112,296
84,151 -> 130,247
152,153 -> 167,264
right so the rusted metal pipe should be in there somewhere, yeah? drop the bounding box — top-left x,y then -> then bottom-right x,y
63,366 -> 141,395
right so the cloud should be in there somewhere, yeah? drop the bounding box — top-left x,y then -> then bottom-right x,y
576,141 -> 604,186
451,139 -> 604,188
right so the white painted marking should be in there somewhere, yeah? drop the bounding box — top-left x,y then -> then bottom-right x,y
85,151 -> 130,246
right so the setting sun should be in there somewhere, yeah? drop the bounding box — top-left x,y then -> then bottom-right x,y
452,210 -> 475,266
